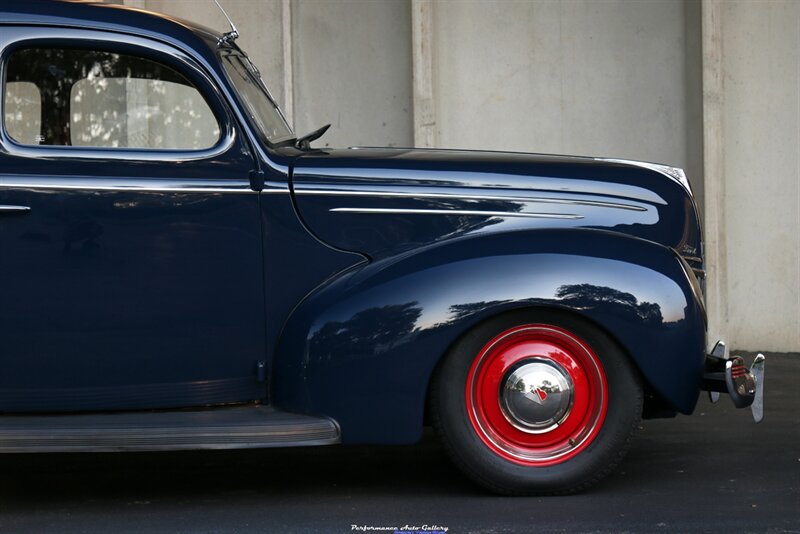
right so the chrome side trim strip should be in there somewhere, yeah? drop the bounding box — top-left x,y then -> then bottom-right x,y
329,208 -> 583,220
0,205 -> 30,212
295,188 -> 645,212
295,169 -> 668,205
262,181 -> 292,194
0,178 -> 259,193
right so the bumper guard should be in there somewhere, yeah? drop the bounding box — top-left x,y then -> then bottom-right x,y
702,341 -> 765,423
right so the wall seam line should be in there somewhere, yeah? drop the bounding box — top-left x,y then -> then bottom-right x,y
282,0 -> 294,129
701,0 -> 728,347
411,0 -> 435,148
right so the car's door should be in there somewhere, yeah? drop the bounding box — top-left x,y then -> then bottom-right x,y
0,27 -> 266,412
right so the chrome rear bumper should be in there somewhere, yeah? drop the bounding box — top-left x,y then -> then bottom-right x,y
702,341 -> 765,423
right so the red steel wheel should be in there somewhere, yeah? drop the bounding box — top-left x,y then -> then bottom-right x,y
465,324 -> 608,466
431,310 -> 642,495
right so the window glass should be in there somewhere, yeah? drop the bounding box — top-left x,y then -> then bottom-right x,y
221,51 -> 293,144
3,47 -> 220,150
3,82 -> 41,145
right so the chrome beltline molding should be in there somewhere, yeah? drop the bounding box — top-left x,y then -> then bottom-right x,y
0,178 -> 258,193
294,188 -> 646,212
0,205 -> 30,212
329,208 -> 584,220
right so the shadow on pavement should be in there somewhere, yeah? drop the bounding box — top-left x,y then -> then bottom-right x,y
0,352 -> 797,533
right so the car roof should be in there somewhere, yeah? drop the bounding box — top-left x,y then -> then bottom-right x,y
0,0 -> 224,65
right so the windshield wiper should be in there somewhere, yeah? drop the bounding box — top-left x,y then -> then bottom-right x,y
295,124 -> 331,150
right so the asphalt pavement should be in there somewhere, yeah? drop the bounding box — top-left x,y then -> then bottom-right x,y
0,352 -> 797,534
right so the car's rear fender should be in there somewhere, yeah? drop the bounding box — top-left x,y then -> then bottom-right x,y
272,228 -> 706,444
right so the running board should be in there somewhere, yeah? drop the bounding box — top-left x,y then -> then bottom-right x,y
0,406 -> 340,453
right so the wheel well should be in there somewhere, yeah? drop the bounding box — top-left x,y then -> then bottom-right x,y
422,305 -> 667,426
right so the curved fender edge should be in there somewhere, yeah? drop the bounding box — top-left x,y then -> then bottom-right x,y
272,229 -> 705,444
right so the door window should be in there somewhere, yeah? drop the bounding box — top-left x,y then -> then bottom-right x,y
3,47 -> 220,150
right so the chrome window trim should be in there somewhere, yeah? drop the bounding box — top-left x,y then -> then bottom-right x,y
0,140 -> 236,163
329,208 -> 584,220
0,27 -> 235,162
295,187 -> 646,212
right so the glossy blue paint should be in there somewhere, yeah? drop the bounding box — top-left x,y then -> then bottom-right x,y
0,176 -> 271,411
0,2 -> 708,448
259,189 -> 366,372
272,229 -> 705,443
291,148 -> 702,261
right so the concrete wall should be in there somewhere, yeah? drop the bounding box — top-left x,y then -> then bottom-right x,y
129,0 -> 288,106
704,0 -> 800,351
114,0 -> 798,352
426,0 -> 704,210
129,0 -> 413,149
291,0 -> 413,148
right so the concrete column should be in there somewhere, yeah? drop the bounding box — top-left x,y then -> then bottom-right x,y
701,0 -> 727,346
717,0 -> 800,351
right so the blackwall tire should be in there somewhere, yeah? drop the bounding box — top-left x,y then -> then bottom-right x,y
430,309 -> 643,495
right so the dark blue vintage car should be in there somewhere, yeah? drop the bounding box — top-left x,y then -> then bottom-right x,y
0,0 -> 764,494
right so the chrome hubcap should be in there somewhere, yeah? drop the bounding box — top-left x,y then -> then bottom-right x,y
499,359 -> 574,433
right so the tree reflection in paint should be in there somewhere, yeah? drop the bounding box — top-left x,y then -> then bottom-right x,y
555,283 -> 664,325
309,302 -> 423,362
305,285 -> 665,368
446,299 -> 514,323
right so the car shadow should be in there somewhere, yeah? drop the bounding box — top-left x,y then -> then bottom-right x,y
0,354 -> 796,534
